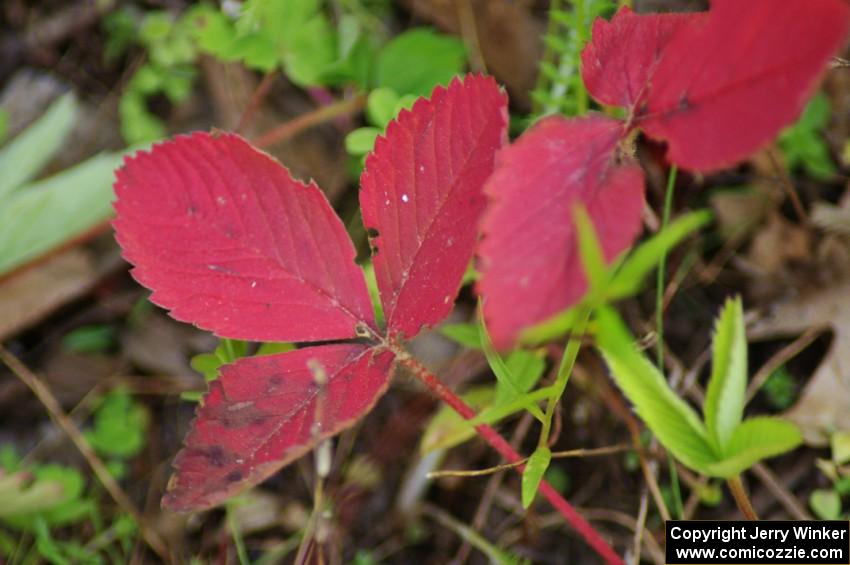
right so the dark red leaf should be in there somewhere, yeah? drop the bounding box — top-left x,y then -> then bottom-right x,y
639,0 -> 850,171
163,344 -> 395,511
581,6 -> 705,112
478,115 -> 645,349
360,74 -> 508,339
113,132 -> 375,342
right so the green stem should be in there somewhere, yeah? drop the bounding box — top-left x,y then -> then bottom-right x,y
539,307 -> 591,447
226,503 -> 250,565
531,0 -> 563,116
655,165 -> 677,369
575,0 -> 589,115
655,165 -> 684,519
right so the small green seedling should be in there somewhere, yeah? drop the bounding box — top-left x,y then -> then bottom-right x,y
596,298 -> 802,498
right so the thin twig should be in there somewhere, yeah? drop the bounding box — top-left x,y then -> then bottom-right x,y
235,70 -> 276,134
630,488 -> 649,565
746,328 -> 820,402
253,94 -> 367,148
0,345 -> 170,560
751,463 -> 812,520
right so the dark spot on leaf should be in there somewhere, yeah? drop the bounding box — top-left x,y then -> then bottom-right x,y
366,227 -> 380,239
199,445 -> 227,467
226,470 -> 243,482
678,93 -> 691,111
269,376 -> 282,386
187,205 -> 197,217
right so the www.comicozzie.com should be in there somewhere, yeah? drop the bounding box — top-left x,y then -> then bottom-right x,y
665,521 -> 850,564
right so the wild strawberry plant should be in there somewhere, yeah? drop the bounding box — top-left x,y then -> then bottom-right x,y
112,75 -> 626,563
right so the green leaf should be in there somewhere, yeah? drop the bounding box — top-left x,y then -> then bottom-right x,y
283,14 -> 337,86
1,465 -> 91,529
522,447 -> 551,509
607,210 -> 712,300
518,304 -> 582,346
703,417 -> 802,478
809,489 -> 842,520
832,431 -> 850,466
367,87 -> 400,129
0,109 -> 9,143
85,390 -> 149,459
0,148 -> 126,276
345,127 -> 380,156
376,28 -> 466,97
573,205 -> 608,295
480,314 -> 545,421
595,306 -> 715,473
440,322 -> 482,350
469,386 -> 556,427
62,325 -> 115,354
0,93 -> 77,199
496,350 -> 546,404
704,296 -> 747,452
256,342 -> 295,356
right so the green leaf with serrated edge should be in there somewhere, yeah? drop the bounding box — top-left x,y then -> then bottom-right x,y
440,322 -> 482,349
595,306 -> 715,472
480,311 -> 545,421
704,296 -> 747,453
607,210 -> 712,300
0,93 -> 77,200
574,205 -> 608,294
703,417 -> 802,478
522,447 -> 551,509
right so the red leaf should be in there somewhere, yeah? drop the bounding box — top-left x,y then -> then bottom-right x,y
478,116 -> 645,349
581,6 -> 705,111
163,344 -> 395,511
113,132 -> 375,342
360,74 -> 508,339
639,0 -> 850,171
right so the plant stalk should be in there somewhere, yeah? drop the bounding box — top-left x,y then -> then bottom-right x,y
394,349 -> 624,565
539,307 -> 591,447
727,475 -> 759,520
253,94 -> 366,149
656,164 -> 684,519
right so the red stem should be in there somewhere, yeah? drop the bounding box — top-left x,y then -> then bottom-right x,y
396,352 -> 625,565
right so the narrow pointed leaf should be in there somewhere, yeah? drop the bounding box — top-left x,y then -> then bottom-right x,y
639,0 -> 850,171
522,447 -> 551,509
478,115 -> 644,349
113,132 -> 375,342
360,74 -> 508,339
607,210 -> 711,300
595,306 -> 715,473
581,7 -> 705,111
703,417 -> 802,478
163,344 -> 395,511
704,296 -> 747,452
